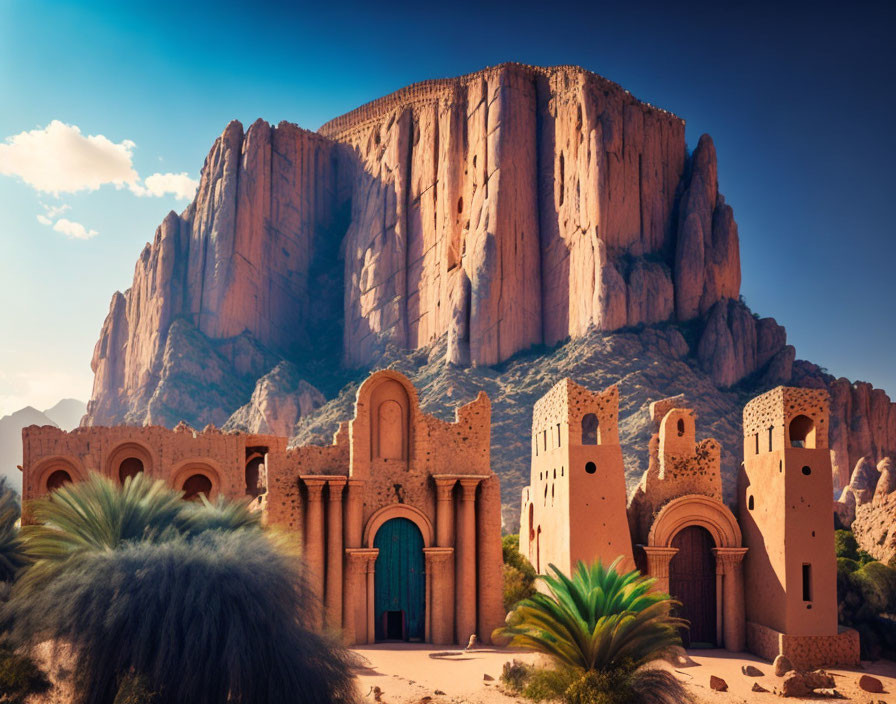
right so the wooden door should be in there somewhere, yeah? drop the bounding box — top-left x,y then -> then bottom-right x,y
373,518 -> 425,641
669,525 -> 717,647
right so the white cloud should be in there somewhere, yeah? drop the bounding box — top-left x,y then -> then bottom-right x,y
36,214 -> 52,226
52,218 -> 98,240
132,171 -> 198,200
0,120 -> 139,194
42,203 -> 70,218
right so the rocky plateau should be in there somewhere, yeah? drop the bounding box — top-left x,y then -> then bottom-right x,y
79,63 -> 894,531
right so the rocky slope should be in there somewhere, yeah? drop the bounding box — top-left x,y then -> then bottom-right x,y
82,63 -> 895,510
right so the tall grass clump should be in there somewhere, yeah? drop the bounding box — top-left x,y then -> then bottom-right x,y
495,558 -> 691,704
4,473 -> 359,704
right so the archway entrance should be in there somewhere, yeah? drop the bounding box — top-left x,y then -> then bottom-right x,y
669,525 -> 717,647
373,517 -> 425,641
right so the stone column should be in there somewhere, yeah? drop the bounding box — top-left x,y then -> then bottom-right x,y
344,478 -> 364,548
433,476 -> 456,641
476,475 -> 505,645
342,478 -> 365,634
434,476 -> 456,546
641,546 -> 679,594
714,547 -> 748,652
456,478 -> 481,644
365,550 -> 378,644
344,548 -> 378,644
325,479 -> 346,630
303,478 -> 326,630
424,547 -> 455,645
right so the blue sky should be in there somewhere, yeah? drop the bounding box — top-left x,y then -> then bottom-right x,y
0,0 -> 893,416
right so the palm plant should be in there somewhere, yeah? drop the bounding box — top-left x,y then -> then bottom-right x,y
495,558 -> 691,704
0,479 -> 27,583
5,473 -> 360,704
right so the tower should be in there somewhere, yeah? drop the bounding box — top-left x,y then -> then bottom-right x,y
519,379 -> 634,576
739,386 -> 857,667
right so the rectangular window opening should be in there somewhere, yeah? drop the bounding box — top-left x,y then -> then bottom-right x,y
768,427 -> 773,452
802,563 -> 812,601
755,433 -> 759,455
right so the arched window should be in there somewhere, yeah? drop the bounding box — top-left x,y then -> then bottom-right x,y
748,495 -> 755,511
677,418 -> 685,437
789,415 -> 816,448
118,457 -> 143,484
46,469 -> 72,492
528,503 -> 535,541
581,414 -> 599,445
182,474 -> 212,502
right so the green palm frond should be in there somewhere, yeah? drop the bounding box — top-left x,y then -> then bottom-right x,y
182,494 -> 261,535
0,480 -> 27,582
495,558 -> 686,673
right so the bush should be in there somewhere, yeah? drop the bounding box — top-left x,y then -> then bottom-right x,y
501,659 -> 534,693
0,645 -> 50,703
837,556 -> 896,659
502,534 -> 537,611
5,474 -> 359,704
852,561 -> 896,613
835,529 -> 875,564
496,559 -> 689,703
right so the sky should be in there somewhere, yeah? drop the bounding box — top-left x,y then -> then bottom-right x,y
0,0 -> 893,417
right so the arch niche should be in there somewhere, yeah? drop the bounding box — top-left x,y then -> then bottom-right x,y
369,378 -> 410,461
364,505 -> 433,642
171,460 -> 222,501
105,442 -> 154,485
34,456 -> 85,495
646,495 -> 745,652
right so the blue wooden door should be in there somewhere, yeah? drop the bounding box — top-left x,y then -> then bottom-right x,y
374,518 -> 425,641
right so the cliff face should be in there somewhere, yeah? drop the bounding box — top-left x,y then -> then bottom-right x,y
84,63 -> 895,493
88,120 -> 345,425
321,65 -> 740,366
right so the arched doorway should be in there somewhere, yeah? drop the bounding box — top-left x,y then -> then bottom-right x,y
669,525 -> 717,647
373,517 -> 425,641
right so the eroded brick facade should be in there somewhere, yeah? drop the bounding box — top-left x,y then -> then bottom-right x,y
21,370 -> 504,647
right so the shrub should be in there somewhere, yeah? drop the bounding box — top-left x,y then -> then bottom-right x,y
500,658 -> 534,693
495,559 -> 690,703
852,561 -> 896,613
0,644 -> 50,703
502,534 -> 537,611
6,474 -> 360,704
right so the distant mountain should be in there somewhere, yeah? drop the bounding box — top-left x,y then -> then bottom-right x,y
43,398 -> 87,431
0,400 -> 85,491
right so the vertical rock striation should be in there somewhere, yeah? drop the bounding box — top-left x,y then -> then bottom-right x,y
83,63 -> 894,493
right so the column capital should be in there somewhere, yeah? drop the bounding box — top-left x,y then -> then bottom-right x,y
302,478 -> 325,499
432,475 -> 457,500
712,547 -> 748,570
423,546 -> 454,564
458,476 -> 483,499
327,478 -> 346,500
346,547 -> 379,565
640,545 -> 679,578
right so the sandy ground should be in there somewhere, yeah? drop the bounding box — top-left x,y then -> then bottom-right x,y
352,644 -> 896,703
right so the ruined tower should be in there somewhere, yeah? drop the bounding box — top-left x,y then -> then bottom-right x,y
739,386 -> 858,668
519,379 -> 634,575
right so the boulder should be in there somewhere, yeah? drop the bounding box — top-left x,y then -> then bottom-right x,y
773,655 -> 793,677
709,675 -> 728,692
858,674 -> 884,693
741,664 -> 763,677
781,670 -> 835,697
